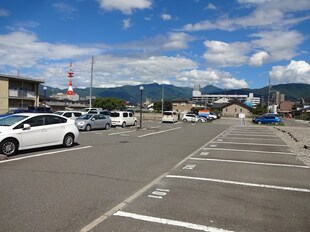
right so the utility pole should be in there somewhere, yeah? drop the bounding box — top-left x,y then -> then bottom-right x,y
89,56 -> 94,109
161,84 -> 164,114
267,75 -> 271,113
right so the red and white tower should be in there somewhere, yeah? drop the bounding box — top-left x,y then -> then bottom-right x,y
67,63 -> 75,96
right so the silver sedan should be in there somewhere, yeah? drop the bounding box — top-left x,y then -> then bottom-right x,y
75,114 -> 111,131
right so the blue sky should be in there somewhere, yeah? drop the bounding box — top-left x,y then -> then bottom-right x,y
0,0 -> 309,90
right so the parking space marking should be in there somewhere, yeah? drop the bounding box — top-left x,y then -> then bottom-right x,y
138,127 -> 181,137
0,146 -> 92,164
212,141 -> 287,147
183,164 -> 196,170
108,130 -> 136,136
200,152 -> 209,156
189,157 -> 309,169
166,175 -> 310,193
79,126 -> 234,232
148,188 -> 170,199
227,134 -> 278,138
204,147 -> 295,155
221,137 -> 281,141
114,211 -> 233,232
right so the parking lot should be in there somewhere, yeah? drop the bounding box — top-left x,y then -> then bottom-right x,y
1,119 -> 309,231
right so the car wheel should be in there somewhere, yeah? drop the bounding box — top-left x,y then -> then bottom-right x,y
122,122 -> 126,128
134,121 -> 137,126
85,124 -> 91,131
0,139 -> 18,156
63,133 -> 74,147
105,123 -> 110,130
182,119 -> 187,122
258,121 -> 261,125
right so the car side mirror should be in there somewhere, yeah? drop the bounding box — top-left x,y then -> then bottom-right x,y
91,118 -> 95,121
23,124 -> 31,130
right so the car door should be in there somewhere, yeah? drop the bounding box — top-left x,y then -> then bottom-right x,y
18,115 -> 48,149
96,114 -> 107,129
91,115 -> 100,129
44,115 -> 67,144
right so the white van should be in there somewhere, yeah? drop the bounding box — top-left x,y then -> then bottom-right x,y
162,111 -> 178,123
54,111 -> 83,120
110,111 -> 137,127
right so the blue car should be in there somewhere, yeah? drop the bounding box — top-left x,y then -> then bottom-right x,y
254,115 -> 281,124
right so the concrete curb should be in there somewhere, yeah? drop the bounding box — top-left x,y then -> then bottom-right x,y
0,154 -> 8,160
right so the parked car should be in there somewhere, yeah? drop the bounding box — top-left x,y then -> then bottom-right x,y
80,108 -> 102,115
162,111 -> 178,123
88,110 -> 110,116
27,106 -> 53,113
110,111 -> 137,127
54,111 -> 82,120
0,108 -> 29,118
253,115 -> 281,124
182,113 -> 203,122
0,113 -> 79,156
75,114 -> 111,131
209,112 -> 218,120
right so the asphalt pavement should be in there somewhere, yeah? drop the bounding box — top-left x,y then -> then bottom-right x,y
0,119 -> 309,232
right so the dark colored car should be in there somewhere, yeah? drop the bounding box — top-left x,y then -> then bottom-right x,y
27,106 -> 53,113
253,115 -> 281,124
0,109 -> 29,118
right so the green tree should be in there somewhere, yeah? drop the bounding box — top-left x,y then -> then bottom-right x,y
93,97 -> 126,111
153,101 -> 172,112
252,104 -> 267,115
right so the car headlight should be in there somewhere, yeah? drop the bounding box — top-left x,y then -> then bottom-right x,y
77,121 -> 85,125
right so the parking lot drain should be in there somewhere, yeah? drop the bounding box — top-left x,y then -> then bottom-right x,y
119,141 -> 129,144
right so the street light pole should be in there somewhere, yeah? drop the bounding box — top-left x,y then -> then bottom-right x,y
139,86 -> 144,129
43,86 -> 47,112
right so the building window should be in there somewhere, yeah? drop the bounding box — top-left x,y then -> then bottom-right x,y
235,108 -> 237,112
240,108 -> 242,112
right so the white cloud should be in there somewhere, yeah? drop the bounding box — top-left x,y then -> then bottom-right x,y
269,60 -> 310,84
98,0 -> 152,14
203,40 -> 250,67
52,2 -> 77,19
181,0 -> 310,31
163,33 -> 193,50
250,30 -> 304,62
0,31 -> 101,68
205,3 -> 216,10
161,14 -> 172,21
249,51 -> 270,66
41,55 -> 197,88
0,8 -> 10,17
177,69 -> 248,89
122,18 -> 132,29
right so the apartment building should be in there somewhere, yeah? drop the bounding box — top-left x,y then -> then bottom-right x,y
0,74 -> 44,113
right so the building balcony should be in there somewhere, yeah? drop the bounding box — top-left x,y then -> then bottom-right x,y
9,89 -> 36,99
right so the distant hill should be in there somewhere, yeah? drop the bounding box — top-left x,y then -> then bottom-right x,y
40,83 -> 310,103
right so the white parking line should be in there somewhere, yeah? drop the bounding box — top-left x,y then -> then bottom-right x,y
227,134 -> 277,138
221,137 -> 281,141
114,211 -> 233,232
109,130 -> 136,136
166,175 -> 310,193
213,141 -> 287,147
0,146 -> 92,164
138,127 -> 181,137
204,147 -> 294,155
189,157 -> 309,169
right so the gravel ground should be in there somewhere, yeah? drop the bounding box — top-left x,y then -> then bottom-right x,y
271,119 -> 310,167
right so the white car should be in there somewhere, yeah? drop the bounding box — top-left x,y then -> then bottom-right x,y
182,113 -> 203,122
54,111 -> 82,120
110,111 -> 137,127
162,111 -> 178,123
0,113 -> 79,156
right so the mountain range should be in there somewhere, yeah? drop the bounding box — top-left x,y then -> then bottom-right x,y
41,83 -> 310,104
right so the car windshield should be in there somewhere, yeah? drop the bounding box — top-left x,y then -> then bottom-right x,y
110,112 -> 120,117
78,114 -> 93,120
81,109 -> 90,112
54,112 -> 63,115
0,115 -> 28,126
163,112 -> 172,116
